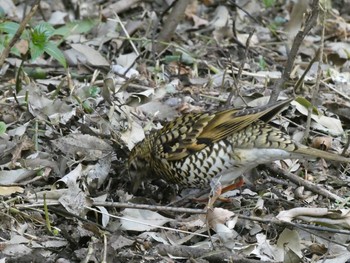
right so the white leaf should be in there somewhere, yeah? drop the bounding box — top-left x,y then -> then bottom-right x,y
120,209 -> 172,231
70,44 -> 109,66
292,100 -> 344,135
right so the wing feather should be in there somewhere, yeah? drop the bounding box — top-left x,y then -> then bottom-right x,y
154,99 -> 293,161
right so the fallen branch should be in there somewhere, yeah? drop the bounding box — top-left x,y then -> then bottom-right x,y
265,163 -> 345,203
269,0 -> 319,103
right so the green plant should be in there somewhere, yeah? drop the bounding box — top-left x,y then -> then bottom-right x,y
0,21 -> 67,67
0,121 -> 6,135
263,0 -> 276,8
258,55 -> 267,70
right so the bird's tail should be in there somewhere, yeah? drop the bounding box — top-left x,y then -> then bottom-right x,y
294,145 -> 350,163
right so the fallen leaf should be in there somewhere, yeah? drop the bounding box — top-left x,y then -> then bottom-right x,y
120,209 -> 173,231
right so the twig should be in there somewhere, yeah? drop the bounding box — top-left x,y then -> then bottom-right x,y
239,214 -> 350,236
156,244 -> 268,263
0,0 -> 41,67
225,30 -> 255,107
239,213 -> 350,248
92,201 -> 206,214
13,199 -> 350,236
321,79 -> 350,101
342,131 -> 350,156
154,0 -> 191,53
101,0 -> 141,18
85,206 -> 209,238
269,0 -> 319,103
304,5 -> 325,140
109,14 -> 140,56
293,48 -> 320,93
265,163 -> 345,203
156,212 -> 350,261
228,0 -> 262,25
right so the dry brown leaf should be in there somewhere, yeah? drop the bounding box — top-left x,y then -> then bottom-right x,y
52,134 -> 113,161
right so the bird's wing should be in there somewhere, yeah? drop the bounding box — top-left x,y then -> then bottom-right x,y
155,99 -> 293,161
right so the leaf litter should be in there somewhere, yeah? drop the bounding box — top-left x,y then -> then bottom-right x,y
1,0 -> 350,262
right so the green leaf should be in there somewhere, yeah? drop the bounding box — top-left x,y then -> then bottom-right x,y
55,19 -> 98,36
258,56 -> 267,70
31,31 -> 47,48
82,101 -> 93,113
24,67 -> 47,79
0,21 -> 20,35
89,86 -> 100,97
0,7 -> 5,18
263,0 -> 276,8
31,22 -> 55,48
0,35 -> 9,53
163,55 -> 181,63
0,122 -> 7,135
10,46 -> 21,57
33,22 -> 55,39
30,41 -> 45,60
21,29 -> 31,41
44,41 -> 67,68
52,227 -> 60,236
295,97 -> 320,115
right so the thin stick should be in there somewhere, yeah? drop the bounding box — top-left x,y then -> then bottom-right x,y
269,0 -> 319,103
266,163 -> 345,203
225,30 -> 255,107
155,0 -> 191,53
92,201 -> 206,214
109,15 -> 139,56
304,6 -> 325,141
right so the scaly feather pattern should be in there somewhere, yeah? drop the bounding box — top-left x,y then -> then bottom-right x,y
128,99 -> 350,188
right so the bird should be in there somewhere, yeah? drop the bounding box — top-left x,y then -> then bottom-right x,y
128,99 -> 350,190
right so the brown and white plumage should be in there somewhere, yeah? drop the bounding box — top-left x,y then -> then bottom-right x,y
128,99 -> 350,188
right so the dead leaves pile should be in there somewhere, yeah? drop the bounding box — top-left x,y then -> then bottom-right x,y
1,0 -> 350,262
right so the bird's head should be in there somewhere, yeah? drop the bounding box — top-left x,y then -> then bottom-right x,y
128,138 -> 152,192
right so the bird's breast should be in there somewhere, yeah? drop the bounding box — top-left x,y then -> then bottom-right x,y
161,139 -> 295,187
